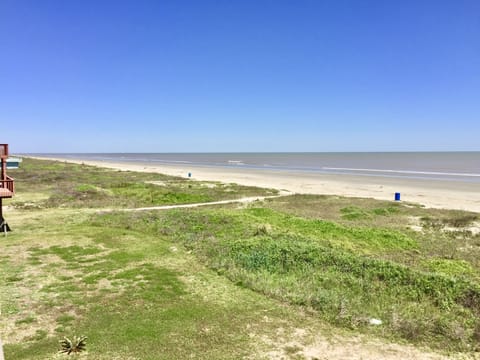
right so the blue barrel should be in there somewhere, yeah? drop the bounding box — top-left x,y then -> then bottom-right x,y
394,192 -> 401,201
188,172 -> 191,178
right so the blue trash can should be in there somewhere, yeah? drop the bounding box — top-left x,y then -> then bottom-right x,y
394,192 -> 401,201
188,172 -> 191,178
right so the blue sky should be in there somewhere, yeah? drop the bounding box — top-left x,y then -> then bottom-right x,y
1,0 -> 479,153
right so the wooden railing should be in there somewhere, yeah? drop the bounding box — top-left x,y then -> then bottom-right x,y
0,176 -> 14,193
0,144 -> 8,158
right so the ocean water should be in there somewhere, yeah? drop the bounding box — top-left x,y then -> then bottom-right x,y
32,152 -> 480,183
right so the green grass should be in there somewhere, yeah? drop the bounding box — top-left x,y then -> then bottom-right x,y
2,158 -> 480,358
243,207 -> 417,253
9,158 -> 277,209
340,206 -> 371,220
146,209 -> 480,350
2,218 -> 297,359
15,315 -> 36,325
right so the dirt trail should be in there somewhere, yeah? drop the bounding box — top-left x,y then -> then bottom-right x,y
261,330 -> 460,360
100,192 -> 291,213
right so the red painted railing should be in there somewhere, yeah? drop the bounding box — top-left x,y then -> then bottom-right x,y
0,144 -> 14,197
0,176 -> 14,193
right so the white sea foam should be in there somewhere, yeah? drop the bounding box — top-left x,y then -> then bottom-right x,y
151,160 -> 192,164
322,167 -> 480,177
228,160 -> 245,165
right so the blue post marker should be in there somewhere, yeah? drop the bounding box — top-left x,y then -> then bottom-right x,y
188,172 -> 191,178
394,192 -> 401,201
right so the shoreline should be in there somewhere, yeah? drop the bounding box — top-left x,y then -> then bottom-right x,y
28,156 -> 480,213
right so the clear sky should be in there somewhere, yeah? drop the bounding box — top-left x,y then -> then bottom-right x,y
1,0 -> 479,153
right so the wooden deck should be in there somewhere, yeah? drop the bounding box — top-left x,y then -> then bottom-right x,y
0,177 -> 14,198
0,188 -> 13,198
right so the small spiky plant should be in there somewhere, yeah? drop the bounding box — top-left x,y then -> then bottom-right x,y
59,335 -> 87,355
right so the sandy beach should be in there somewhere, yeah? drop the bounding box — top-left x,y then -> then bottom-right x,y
27,156 -> 480,213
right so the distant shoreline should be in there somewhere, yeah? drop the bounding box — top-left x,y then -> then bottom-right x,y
27,155 -> 480,213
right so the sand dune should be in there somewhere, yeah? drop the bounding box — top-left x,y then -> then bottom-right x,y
30,157 -> 480,213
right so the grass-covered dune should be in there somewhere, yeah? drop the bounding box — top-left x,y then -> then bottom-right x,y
1,158 -> 480,359
11,158 -> 278,209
